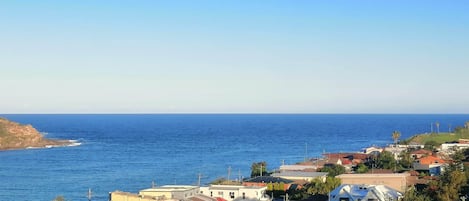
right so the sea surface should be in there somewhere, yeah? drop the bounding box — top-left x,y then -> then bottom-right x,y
0,114 -> 468,201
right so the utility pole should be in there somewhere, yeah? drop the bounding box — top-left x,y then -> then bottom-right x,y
152,181 -> 156,188
238,169 -> 241,182
227,166 -> 232,181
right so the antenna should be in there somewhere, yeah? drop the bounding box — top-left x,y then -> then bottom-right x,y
238,169 -> 241,182
227,166 -> 232,181
152,181 -> 156,188
87,188 -> 92,201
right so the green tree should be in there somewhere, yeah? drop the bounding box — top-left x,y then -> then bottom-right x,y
402,186 -> 432,201
355,163 -> 369,173
424,140 -> 439,151
320,164 -> 345,177
251,161 -> 267,177
305,177 -> 341,195
435,165 -> 467,201
399,151 -> 414,169
376,151 -> 398,171
392,130 -> 401,146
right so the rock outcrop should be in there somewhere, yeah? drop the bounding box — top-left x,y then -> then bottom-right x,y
0,117 -> 70,150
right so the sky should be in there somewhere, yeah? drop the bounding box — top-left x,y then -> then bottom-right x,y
1,1 -> 469,114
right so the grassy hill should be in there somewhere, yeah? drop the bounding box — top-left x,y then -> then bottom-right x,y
403,128 -> 469,145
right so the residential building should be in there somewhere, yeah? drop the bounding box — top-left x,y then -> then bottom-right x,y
410,149 -> 433,159
279,164 -> 317,172
199,185 -> 271,201
243,176 -> 296,191
413,155 -> 446,176
270,171 -> 328,182
440,142 -> 469,152
336,173 -> 410,192
109,185 -> 215,201
362,146 -> 383,155
329,184 -> 403,201
139,185 -> 200,200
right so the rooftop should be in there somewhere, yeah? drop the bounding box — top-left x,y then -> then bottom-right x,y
271,171 -> 328,178
140,185 -> 199,192
244,176 -> 294,184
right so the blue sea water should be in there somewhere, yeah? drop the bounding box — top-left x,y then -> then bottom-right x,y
0,114 -> 468,201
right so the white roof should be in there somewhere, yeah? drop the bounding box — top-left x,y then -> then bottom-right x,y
271,171 -> 328,178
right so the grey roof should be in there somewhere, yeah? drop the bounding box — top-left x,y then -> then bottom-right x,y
271,171 -> 328,178
244,176 -> 294,184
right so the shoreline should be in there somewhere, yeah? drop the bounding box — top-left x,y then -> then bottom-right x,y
0,139 -> 81,151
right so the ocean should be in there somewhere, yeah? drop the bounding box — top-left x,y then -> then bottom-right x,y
0,114 -> 468,201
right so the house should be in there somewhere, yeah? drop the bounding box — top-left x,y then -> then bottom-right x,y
199,185 -> 271,201
336,173 -> 410,192
329,184 -> 403,201
363,146 -> 383,155
413,155 -> 446,176
323,153 -> 370,165
110,185 -> 216,201
440,142 -> 469,152
270,171 -> 328,182
279,164 -> 318,172
410,149 -> 433,159
243,176 -> 296,191
139,185 -> 200,200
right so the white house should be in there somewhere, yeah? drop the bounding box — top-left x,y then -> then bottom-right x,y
139,185 -> 200,200
199,185 -> 271,201
329,184 -> 402,201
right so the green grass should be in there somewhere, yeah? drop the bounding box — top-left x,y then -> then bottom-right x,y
406,130 -> 469,145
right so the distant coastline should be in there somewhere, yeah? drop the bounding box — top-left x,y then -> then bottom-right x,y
0,117 -> 77,151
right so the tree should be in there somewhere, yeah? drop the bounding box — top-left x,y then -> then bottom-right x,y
402,186 -> 432,201
355,163 -> 369,173
435,165 -> 467,201
305,177 -> 341,196
392,130 -> 401,146
399,151 -> 414,169
375,151 -> 398,171
320,164 -> 345,177
251,161 -> 267,177
424,140 -> 439,151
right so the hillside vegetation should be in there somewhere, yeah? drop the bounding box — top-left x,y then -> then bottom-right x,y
0,117 -> 69,150
403,125 -> 469,145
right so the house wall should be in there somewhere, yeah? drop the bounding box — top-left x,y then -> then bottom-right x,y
199,185 -> 266,201
110,191 -> 157,201
336,173 -> 409,192
242,182 -> 290,191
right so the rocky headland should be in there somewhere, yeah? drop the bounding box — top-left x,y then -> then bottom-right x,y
0,117 -> 73,150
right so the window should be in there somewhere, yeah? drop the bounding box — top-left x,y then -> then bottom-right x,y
339,198 -> 349,201
210,192 -> 213,197
218,191 -> 224,196
230,192 -> 235,199
242,192 -> 245,199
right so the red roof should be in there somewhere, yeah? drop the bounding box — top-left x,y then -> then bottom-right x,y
417,155 -> 445,165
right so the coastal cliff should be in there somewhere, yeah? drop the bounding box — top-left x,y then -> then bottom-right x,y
0,117 -> 70,150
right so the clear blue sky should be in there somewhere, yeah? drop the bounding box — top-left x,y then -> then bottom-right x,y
1,1 -> 468,114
